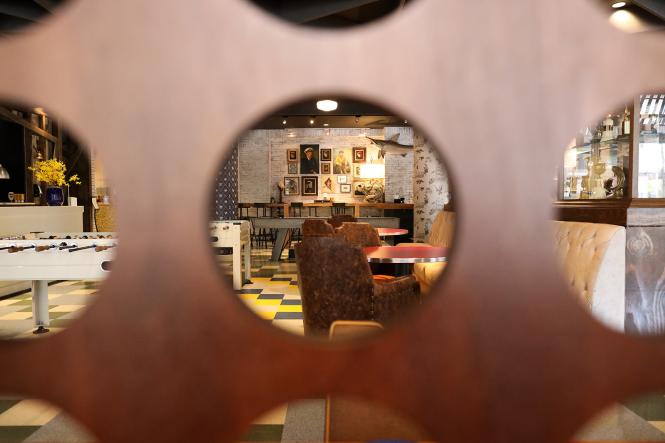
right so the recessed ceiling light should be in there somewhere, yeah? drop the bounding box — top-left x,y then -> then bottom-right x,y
316,100 -> 338,112
323,123 -> 329,127
309,118 -> 315,125
282,119 -> 287,125
612,1 -> 626,8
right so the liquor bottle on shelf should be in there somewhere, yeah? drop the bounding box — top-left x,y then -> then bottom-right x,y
623,107 -> 631,135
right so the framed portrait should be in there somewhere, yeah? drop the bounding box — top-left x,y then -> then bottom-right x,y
323,176 -> 334,193
284,177 -> 299,196
333,149 -> 351,174
340,184 -> 351,193
320,148 -> 332,162
337,175 -> 347,184
321,162 -> 331,174
300,144 -> 319,174
287,163 -> 298,175
352,147 -> 366,163
301,176 -> 318,196
287,149 -> 298,162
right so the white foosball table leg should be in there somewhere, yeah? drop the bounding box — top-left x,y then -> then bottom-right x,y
31,280 -> 50,334
232,245 -> 242,290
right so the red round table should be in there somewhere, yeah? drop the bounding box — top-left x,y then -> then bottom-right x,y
363,245 -> 448,264
376,228 -> 409,237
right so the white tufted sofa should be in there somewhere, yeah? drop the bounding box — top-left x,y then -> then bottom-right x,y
553,221 -> 626,332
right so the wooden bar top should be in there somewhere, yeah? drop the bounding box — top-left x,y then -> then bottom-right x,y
250,202 -> 413,218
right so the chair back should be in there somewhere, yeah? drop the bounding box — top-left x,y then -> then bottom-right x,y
302,219 -> 335,237
295,236 -> 374,336
335,222 -> 381,248
328,214 -> 357,228
427,210 -> 456,247
325,396 -> 431,443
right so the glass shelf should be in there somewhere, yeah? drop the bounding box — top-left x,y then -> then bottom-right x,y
560,125 -> 630,201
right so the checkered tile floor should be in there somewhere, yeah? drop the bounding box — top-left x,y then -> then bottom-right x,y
0,280 -> 98,339
220,248 -> 304,336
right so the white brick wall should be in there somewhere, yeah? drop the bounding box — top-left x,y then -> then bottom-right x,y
413,133 -> 450,240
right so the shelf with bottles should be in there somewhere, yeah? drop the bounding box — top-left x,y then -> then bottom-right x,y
560,108 -> 631,201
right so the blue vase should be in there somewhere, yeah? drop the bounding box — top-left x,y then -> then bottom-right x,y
46,187 -> 64,206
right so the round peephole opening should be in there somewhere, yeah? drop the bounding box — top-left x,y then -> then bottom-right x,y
0,101 -> 116,340
246,0 -> 416,29
553,94 -> 665,336
208,97 -> 456,339
0,0 -> 71,36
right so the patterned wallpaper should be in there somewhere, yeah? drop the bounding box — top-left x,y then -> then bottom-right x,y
413,133 -> 449,241
213,146 -> 238,220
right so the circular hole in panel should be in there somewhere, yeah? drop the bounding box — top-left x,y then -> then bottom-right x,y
553,95 -> 665,336
0,0 -> 71,36
574,391 -> 665,442
209,97 -> 456,339
246,0 -> 416,29
239,396 -> 433,442
0,395 -> 96,442
0,101 -> 116,340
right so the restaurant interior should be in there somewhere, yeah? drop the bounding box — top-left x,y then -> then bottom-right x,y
0,0 -> 665,442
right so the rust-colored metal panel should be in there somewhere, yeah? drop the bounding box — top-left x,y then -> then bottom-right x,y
0,0 -> 664,442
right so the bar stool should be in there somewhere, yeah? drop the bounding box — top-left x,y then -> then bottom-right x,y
237,203 -> 251,220
252,203 -> 271,248
332,202 -> 351,215
290,202 -> 303,217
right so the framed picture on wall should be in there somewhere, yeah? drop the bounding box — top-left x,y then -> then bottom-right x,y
284,177 -> 299,196
321,162 -> 331,174
353,165 -> 362,177
323,176 -> 334,193
352,147 -> 366,163
337,175 -> 347,184
287,163 -> 298,175
287,149 -> 298,162
301,176 -> 318,196
340,184 -> 351,193
300,144 -> 319,174
333,149 -> 351,174
320,148 -> 332,162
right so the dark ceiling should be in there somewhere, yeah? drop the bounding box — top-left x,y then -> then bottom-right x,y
0,0 -> 65,35
253,98 -> 407,129
250,0 -> 412,28
602,0 -> 665,31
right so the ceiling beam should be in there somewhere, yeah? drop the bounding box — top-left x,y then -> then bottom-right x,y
32,0 -> 56,13
270,0 -> 386,24
633,0 -> 665,22
0,107 -> 57,143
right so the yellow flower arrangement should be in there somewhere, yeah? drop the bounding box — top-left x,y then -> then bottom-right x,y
28,159 -> 82,187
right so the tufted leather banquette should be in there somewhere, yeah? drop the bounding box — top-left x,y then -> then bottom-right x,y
552,221 -> 626,332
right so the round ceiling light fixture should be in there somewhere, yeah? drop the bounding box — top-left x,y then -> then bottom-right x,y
316,100 -> 338,112
612,1 -> 627,8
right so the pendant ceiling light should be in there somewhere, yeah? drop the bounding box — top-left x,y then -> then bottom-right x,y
0,164 -> 10,179
316,100 -> 338,112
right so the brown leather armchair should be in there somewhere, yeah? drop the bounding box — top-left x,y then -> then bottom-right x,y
295,236 -> 421,336
302,219 -> 335,237
328,214 -> 357,228
334,222 -> 381,248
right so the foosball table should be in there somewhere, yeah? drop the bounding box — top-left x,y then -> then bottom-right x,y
0,232 -> 117,334
210,221 -> 251,289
